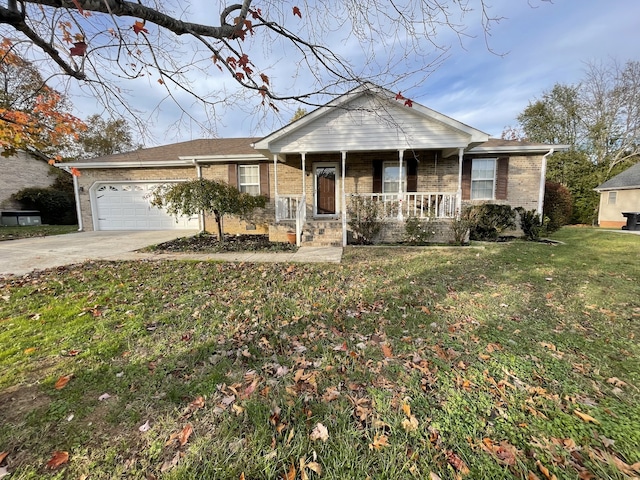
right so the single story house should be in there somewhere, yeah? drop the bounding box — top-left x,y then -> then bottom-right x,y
594,162 -> 640,229
57,84 -> 564,246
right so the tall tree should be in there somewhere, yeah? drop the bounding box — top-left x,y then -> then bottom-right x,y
514,60 -> 640,224
0,0 -> 522,134
0,38 -> 85,161
76,114 -> 136,158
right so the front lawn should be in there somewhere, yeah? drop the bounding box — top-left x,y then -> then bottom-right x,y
0,227 -> 638,479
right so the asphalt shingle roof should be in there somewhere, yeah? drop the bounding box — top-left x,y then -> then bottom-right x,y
596,162 -> 640,190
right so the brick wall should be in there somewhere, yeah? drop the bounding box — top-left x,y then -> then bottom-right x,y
1,152 -> 58,210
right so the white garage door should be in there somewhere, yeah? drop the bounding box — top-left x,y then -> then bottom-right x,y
94,182 -> 198,231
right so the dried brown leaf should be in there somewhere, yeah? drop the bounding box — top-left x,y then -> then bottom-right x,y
369,434 -> 389,450
54,374 -> 72,390
536,460 -> 558,480
446,451 -> 470,475
0,452 -> 7,464
381,343 -> 393,358
178,424 -> 193,446
574,410 -> 600,424
309,422 -> 329,442
283,464 -> 296,480
46,451 -> 69,469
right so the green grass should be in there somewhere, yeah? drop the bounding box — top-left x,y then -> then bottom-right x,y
1,227 -> 639,479
0,224 -> 78,241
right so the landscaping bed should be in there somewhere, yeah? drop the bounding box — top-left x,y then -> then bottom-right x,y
144,233 -> 297,253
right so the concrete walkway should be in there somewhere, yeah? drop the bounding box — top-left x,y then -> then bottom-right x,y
0,231 -> 343,277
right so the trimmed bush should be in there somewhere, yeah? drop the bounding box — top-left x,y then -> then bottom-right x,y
464,204 -> 516,241
544,181 -> 573,232
347,196 -> 382,244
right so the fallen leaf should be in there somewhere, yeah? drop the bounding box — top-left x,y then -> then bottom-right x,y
606,377 -> 628,388
178,424 -> 193,446
309,422 -> 329,442
401,402 -> 412,418
160,452 -> 180,472
381,343 -> 393,358
369,434 -> 389,450
536,460 -> 558,480
574,410 -> 600,424
481,438 -> 519,465
0,467 -> 8,479
446,451 -> 470,475
54,374 -> 72,390
284,463 -> 296,480
23,347 -> 36,354
139,420 -> 151,432
46,451 -> 69,469
0,452 -> 6,464
402,415 -> 419,432
98,393 -> 111,401
429,472 -> 442,480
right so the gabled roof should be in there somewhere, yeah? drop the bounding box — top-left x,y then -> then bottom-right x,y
595,162 -> 640,191
57,138 -> 262,169
253,83 -> 490,154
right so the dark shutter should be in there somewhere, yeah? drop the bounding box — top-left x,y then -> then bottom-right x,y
406,158 -> 417,192
228,164 -> 238,187
495,157 -> 509,200
259,163 -> 270,198
373,160 -> 382,193
461,158 -> 472,200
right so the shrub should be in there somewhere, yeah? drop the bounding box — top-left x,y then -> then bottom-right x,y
450,214 -> 471,245
516,208 -> 547,241
465,204 -> 516,241
544,181 -> 573,232
11,187 -> 76,225
404,215 -> 435,245
347,196 -> 382,244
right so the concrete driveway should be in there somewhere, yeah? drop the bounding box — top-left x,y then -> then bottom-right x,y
0,230 -> 198,277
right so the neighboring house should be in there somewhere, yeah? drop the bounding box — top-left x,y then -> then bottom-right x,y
56,84 -> 564,245
0,149 -> 57,211
594,162 -> 640,228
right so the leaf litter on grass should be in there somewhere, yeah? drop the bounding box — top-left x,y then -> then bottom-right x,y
0,229 -> 639,478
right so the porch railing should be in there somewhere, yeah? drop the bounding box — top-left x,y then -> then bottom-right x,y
276,195 -> 303,221
351,192 -> 457,219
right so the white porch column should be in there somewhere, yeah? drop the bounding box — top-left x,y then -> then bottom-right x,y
457,147 -> 464,218
273,154 -> 279,197
398,149 -> 405,220
298,152 -> 306,247
301,152 -> 307,198
341,151 -> 347,247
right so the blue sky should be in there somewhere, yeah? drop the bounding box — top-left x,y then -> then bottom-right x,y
71,0 -> 640,145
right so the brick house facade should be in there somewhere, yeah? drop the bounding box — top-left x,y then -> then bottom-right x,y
57,85 -> 563,245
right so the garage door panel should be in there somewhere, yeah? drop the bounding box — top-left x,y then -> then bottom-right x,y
95,182 -> 197,231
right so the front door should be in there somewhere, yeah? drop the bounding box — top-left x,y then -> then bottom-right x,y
315,165 -> 337,216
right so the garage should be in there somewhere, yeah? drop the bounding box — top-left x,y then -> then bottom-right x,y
93,182 -> 198,231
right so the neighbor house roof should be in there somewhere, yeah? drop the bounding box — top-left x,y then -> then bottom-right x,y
595,162 -> 640,191
58,138 -> 262,169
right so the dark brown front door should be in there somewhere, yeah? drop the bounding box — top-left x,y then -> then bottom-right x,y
316,166 -> 336,215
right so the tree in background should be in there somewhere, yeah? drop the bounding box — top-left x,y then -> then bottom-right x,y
0,0 -> 510,134
0,39 -> 85,161
514,60 -> 640,224
76,114 -> 137,159
150,179 -> 266,241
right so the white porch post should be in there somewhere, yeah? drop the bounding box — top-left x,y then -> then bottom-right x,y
457,147 -> 464,218
341,151 -> 347,247
298,152 -> 306,246
273,154 -> 279,197
398,149 -> 405,220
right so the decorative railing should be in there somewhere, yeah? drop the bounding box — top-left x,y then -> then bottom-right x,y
350,192 -> 457,219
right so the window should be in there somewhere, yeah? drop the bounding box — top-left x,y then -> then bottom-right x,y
238,165 -> 260,195
608,191 -> 617,205
382,162 -> 406,194
471,158 -> 496,200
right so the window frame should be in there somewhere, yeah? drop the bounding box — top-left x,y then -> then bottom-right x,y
607,191 -> 617,205
470,158 -> 497,200
382,161 -> 407,194
238,164 -> 261,195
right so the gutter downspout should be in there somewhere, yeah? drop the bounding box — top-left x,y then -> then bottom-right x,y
193,159 -> 205,233
538,149 -> 554,217
61,166 -> 83,232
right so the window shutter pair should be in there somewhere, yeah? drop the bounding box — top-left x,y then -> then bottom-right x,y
461,157 -> 509,200
228,163 -> 270,198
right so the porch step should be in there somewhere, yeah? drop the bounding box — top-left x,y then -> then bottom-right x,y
302,220 -> 343,247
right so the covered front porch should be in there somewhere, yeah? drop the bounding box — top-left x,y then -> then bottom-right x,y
270,148 -> 465,246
